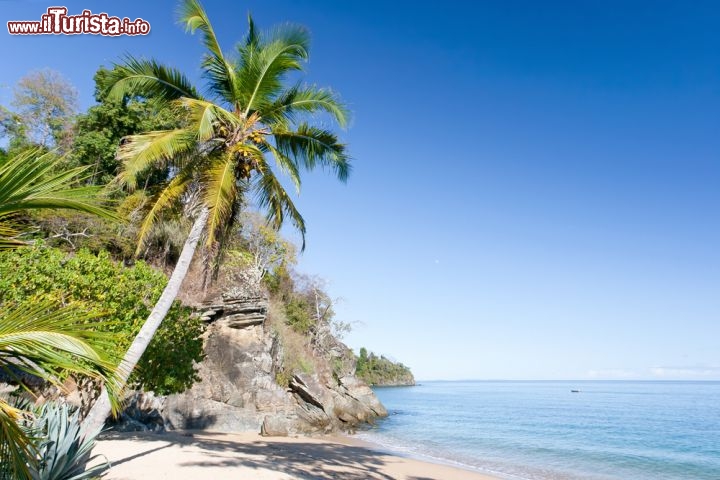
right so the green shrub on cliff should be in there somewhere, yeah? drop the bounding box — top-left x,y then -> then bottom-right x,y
266,300 -> 316,387
0,243 -> 203,394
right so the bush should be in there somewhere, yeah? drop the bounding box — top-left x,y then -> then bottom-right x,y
266,300 -> 315,386
284,297 -> 314,334
0,243 -> 204,394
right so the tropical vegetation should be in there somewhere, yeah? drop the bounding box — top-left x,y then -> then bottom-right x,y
0,149 -> 115,249
0,0 -> 390,476
0,244 -> 203,395
84,0 -> 351,431
28,402 -> 110,480
356,348 -> 415,386
0,150 -> 121,479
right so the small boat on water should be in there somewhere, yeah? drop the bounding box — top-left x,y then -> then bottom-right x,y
571,389 -> 580,393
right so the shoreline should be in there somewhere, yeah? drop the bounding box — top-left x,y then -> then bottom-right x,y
93,430 -> 500,479
340,432 -> 506,479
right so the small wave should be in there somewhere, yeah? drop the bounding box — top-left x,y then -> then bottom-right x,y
356,431 -> 554,480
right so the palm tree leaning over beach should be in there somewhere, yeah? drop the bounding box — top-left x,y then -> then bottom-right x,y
84,0 -> 350,432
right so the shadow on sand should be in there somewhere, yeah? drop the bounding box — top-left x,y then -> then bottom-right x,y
100,431 -> 406,480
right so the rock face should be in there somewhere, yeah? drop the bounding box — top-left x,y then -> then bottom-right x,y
155,296 -> 386,435
112,391 -> 166,432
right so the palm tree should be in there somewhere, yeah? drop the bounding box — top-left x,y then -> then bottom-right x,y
0,150 -> 122,479
83,0 -> 350,432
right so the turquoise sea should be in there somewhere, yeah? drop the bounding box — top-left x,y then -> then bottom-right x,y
360,381 -> 720,480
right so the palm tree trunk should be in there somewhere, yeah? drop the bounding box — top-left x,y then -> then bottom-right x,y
82,208 -> 209,435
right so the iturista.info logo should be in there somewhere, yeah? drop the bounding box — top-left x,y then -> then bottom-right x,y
7,7 -> 151,36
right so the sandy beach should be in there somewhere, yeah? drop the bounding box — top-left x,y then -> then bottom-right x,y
93,431 -> 498,480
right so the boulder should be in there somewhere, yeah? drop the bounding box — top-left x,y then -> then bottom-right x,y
260,415 -> 290,437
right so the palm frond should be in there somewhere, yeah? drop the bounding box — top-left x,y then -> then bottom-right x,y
265,142 -> 301,193
0,302 -> 121,388
263,84 -> 349,128
0,398 -> 34,480
117,128 -> 198,190
0,217 -> 25,250
105,56 -> 201,103
253,155 -> 306,250
201,150 -> 241,246
0,300 -> 123,478
237,21 -> 310,116
244,13 -> 259,48
0,149 -> 118,249
178,0 -> 238,105
180,97 -> 240,142
273,124 -> 351,182
135,169 -> 195,255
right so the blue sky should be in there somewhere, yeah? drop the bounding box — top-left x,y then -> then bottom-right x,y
2,1 -> 719,380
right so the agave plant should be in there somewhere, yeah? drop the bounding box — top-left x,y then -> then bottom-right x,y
29,402 -> 110,480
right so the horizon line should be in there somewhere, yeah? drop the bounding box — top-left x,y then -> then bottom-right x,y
411,378 -> 720,383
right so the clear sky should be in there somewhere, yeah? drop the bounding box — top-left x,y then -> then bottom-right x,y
2,1 -> 719,381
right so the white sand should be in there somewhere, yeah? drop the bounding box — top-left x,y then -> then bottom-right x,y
93,431 -> 498,480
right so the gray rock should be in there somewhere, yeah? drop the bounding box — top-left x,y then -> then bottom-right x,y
260,415 -> 290,436
149,295 -> 387,434
110,391 -> 166,433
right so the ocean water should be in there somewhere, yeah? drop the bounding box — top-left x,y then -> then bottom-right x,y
358,381 -> 720,480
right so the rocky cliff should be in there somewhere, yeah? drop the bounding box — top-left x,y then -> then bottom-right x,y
115,295 -> 387,435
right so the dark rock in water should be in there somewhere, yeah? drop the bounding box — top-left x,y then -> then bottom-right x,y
117,295 -> 387,435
